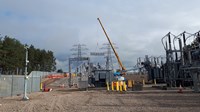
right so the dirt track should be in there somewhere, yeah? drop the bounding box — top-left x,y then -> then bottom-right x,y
0,78 -> 200,112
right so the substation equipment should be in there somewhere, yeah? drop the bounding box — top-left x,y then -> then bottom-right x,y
68,57 -> 90,88
141,31 -> 200,92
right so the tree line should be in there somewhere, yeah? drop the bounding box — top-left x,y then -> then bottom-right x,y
0,36 -> 56,75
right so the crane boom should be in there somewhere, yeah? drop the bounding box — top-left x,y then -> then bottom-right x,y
97,18 -> 126,71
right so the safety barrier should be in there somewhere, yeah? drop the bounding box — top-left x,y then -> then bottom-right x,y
106,81 -> 127,92
47,74 -> 65,79
128,80 -> 135,87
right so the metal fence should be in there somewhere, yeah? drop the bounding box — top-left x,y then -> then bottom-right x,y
0,71 -> 53,97
29,71 -> 53,78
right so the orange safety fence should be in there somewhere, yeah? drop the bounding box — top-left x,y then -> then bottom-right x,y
46,74 -> 65,79
45,73 -> 77,79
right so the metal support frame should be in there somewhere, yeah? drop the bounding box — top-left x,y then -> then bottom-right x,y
68,57 -> 90,88
160,31 -> 200,91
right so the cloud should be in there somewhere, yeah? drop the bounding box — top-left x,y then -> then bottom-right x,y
0,0 -> 200,71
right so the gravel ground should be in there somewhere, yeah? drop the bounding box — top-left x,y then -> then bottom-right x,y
0,78 -> 200,112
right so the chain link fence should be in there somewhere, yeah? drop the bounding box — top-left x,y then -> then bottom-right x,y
0,71 -> 52,97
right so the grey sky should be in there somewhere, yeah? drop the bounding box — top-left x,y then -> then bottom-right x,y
0,0 -> 200,71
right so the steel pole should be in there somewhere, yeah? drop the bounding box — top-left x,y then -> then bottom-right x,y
23,46 -> 29,100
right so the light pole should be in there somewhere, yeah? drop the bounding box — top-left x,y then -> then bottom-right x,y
23,45 -> 29,100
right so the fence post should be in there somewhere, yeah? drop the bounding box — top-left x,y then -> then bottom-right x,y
123,81 -> 127,91
111,82 -> 114,91
154,79 -> 157,85
11,74 -> 14,96
31,73 -> 33,92
143,79 -> 145,86
40,76 -> 42,91
106,82 -> 110,91
119,81 -> 123,92
116,81 -> 119,91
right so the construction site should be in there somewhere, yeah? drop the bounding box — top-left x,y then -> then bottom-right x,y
0,17 -> 200,112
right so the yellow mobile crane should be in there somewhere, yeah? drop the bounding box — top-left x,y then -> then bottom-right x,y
97,18 -> 126,74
